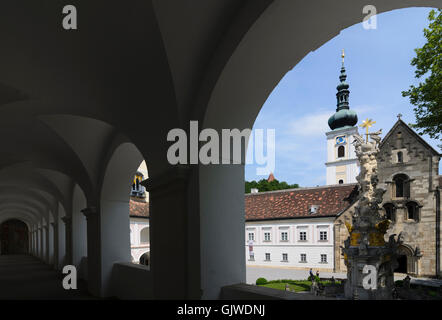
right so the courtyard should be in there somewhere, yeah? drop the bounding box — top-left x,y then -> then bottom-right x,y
246,266 -> 442,288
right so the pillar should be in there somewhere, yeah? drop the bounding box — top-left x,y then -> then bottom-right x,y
82,206 -> 101,297
51,222 -> 59,269
142,166 -> 197,299
44,225 -> 50,263
39,227 -> 43,260
61,216 -> 73,266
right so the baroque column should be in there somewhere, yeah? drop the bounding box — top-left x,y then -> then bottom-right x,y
343,128 -> 402,299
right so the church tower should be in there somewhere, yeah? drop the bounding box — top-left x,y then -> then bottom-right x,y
325,50 -> 359,185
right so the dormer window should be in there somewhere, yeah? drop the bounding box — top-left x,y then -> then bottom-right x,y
309,205 -> 319,214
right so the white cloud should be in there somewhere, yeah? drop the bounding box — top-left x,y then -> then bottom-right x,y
288,112 -> 331,137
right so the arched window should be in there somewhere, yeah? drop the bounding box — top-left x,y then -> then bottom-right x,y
139,252 -> 150,266
338,179 -> 344,184
140,227 -> 149,244
393,174 -> 410,198
406,202 -> 419,222
338,146 -> 345,158
383,203 -> 396,222
397,152 -> 403,163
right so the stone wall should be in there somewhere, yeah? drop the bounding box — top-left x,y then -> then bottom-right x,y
334,121 -> 441,277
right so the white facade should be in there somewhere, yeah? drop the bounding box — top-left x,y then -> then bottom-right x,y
245,218 -> 335,271
129,217 -> 150,263
325,126 -> 359,185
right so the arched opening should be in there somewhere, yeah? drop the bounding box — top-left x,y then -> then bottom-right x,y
140,227 -> 150,244
396,255 -> 407,273
395,245 -> 416,274
201,6 -> 440,299
338,146 -> 345,158
0,219 -> 29,255
139,252 -> 150,266
99,142 -> 147,296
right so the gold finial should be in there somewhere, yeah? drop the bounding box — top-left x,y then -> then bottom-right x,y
341,49 -> 345,65
360,118 -> 376,142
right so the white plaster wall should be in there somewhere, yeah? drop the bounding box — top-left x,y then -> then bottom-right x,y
325,127 -> 359,185
129,217 -> 150,262
245,218 -> 334,270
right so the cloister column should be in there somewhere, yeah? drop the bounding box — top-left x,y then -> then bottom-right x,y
142,166 -> 198,299
61,216 -> 73,266
51,222 -> 59,269
33,230 -> 37,256
199,164 -> 246,299
44,225 -> 50,263
29,231 -> 32,254
82,206 -> 101,297
39,227 -> 43,260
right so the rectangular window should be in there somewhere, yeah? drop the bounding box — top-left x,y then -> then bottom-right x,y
248,233 -> 255,241
299,231 -> 307,241
300,253 -> 307,263
281,232 -> 288,241
319,231 -> 327,241
282,253 -> 288,262
249,253 -> 254,261
265,253 -> 271,261
264,232 -> 271,242
321,254 -> 327,263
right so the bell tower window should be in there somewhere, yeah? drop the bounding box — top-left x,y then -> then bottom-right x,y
338,146 -> 345,158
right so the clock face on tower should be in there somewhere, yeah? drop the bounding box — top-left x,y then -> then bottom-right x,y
336,136 -> 346,145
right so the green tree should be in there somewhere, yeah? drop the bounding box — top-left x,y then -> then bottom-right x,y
245,179 -> 299,193
402,9 -> 442,144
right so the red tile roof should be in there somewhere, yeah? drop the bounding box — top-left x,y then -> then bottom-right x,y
245,184 -> 358,221
129,197 -> 149,218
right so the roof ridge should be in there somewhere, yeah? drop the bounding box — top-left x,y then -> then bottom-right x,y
380,119 -> 440,156
246,183 -> 357,196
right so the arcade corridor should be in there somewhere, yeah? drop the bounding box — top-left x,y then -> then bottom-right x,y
0,0 -> 438,300
0,255 -> 95,300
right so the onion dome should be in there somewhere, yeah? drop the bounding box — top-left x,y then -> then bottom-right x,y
328,50 -> 358,130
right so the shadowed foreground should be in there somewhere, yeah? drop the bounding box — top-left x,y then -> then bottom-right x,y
0,255 -> 97,300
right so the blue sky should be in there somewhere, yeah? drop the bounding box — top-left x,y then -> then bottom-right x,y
245,7 -> 441,187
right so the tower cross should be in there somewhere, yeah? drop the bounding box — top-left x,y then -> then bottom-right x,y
360,118 -> 376,142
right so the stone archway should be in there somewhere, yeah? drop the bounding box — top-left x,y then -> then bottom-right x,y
395,244 -> 416,275
0,219 -> 29,255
